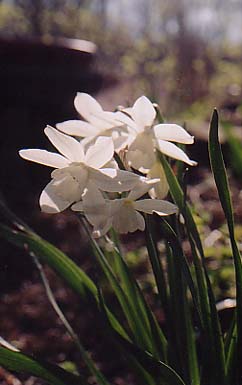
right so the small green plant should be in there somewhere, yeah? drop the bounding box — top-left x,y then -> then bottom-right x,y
0,94 -> 241,385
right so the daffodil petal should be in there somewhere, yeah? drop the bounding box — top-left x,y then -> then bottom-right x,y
81,136 -> 96,149
81,183 -> 109,226
71,201 -> 83,211
19,149 -> 69,168
100,168 -> 140,192
51,165 -> 88,195
74,92 -> 102,120
127,132 -> 156,170
134,199 -> 178,216
128,178 -> 160,201
56,120 -> 100,137
72,182 -> 111,237
74,93 -> 114,129
94,111 -> 123,129
85,136 -> 114,168
92,219 -> 112,238
44,126 -> 84,162
39,180 -> 71,213
104,158 -> 119,169
113,133 -> 131,152
156,139 -> 197,166
121,107 -> 132,116
92,168 -> 140,192
112,204 -> 145,233
153,124 -> 194,144
114,111 -> 138,133
132,96 -> 156,128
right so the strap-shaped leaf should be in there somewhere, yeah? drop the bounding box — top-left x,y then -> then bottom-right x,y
158,151 -> 226,383
159,219 -> 203,329
209,109 -> 242,381
98,288 -> 186,385
83,221 -> 154,351
109,230 -> 168,361
158,152 -> 204,258
0,222 -> 128,341
145,216 -> 169,317
0,346 -> 83,385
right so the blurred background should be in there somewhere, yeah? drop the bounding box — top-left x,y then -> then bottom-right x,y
1,2 -> 242,383
1,0 -> 242,115
1,0 -> 242,218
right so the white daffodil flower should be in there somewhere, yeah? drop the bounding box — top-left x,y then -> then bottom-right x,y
56,93 -> 129,152
72,179 -> 178,237
116,95 -> 197,171
19,126 -> 141,214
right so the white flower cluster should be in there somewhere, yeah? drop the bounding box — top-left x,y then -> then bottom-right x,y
19,94 -> 196,237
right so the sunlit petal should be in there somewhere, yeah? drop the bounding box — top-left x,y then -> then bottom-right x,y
94,111 -> 124,129
132,96 -> 156,128
74,92 -> 102,121
74,93 -> 116,130
156,139 -> 197,166
134,199 -> 178,216
19,149 -> 69,168
153,124 -> 194,144
39,180 -> 72,213
56,120 -> 100,137
44,126 -> 84,162
85,136 -> 114,168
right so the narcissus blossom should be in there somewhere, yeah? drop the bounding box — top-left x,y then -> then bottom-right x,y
19,126 -> 141,213
116,96 -> 197,171
56,93 -> 128,151
72,179 -> 178,237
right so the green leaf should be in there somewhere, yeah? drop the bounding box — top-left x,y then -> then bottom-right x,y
158,151 -> 227,384
109,229 -> 168,361
82,221 -> 156,352
98,289 -> 186,385
0,222 -> 128,341
0,223 -> 96,296
209,109 -> 242,382
186,236 -> 224,385
113,329 -> 186,385
166,242 -> 199,385
0,346 -> 83,385
145,215 -> 169,316
159,219 -> 203,330
182,283 -> 200,385
222,122 -> 242,177
225,315 -> 237,384
208,110 -> 234,230
158,152 -> 204,258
